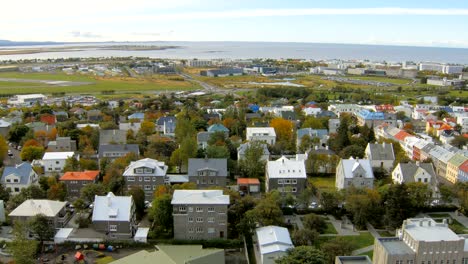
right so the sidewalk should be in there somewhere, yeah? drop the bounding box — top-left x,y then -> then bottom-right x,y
352,245 -> 374,255
327,215 -> 360,236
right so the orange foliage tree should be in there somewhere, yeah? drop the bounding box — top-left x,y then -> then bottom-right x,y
270,118 -> 293,142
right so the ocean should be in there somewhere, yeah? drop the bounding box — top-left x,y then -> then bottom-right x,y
1,41 -> 468,64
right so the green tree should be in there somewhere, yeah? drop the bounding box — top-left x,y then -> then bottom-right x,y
20,146 -> 45,161
439,183 -> 455,203
174,118 -> 196,143
170,137 -> 197,173
10,222 -> 38,264
249,193 -> 284,226
276,246 -> 326,264
299,134 -> 313,153
63,156 -> 80,172
8,124 -> 29,144
345,188 -> 381,229
228,195 -> 257,238
302,116 -> 326,129
319,191 -> 342,213
291,228 -> 319,246
238,142 -> 267,178
451,136 -> 468,149
321,237 -> 354,264
206,145 -> 230,158
302,213 -> 327,233
406,182 -> 432,208
0,135 -> 8,162
149,194 -> 173,237
340,145 -> 365,159
28,214 -> 55,242
127,186 -> 145,220
80,183 -> 107,203
382,184 -> 415,229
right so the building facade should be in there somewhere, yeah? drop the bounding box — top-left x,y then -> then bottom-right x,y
122,158 -> 168,201
265,156 -> 307,195
335,158 -> 374,190
59,171 -> 100,198
188,159 -> 228,188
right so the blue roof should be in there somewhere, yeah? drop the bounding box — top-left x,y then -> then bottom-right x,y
1,162 -> 34,185
207,124 -> 229,133
357,110 -> 385,120
249,104 -> 260,113
128,113 -> 145,120
297,128 -> 328,139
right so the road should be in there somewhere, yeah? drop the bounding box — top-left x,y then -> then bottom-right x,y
179,73 -> 218,92
3,145 -> 22,166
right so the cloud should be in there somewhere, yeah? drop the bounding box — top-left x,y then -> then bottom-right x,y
70,31 -> 102,38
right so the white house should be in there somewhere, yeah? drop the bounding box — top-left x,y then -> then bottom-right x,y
255,225 -> 294,264
364,143 -> 395,172
392,162 -> 436,185
1,162 -> 38,194
265,156 -> 307,195
7,94 -> 46,106
39,152 -> 76,173
246,127 -> 276,145
335,158 -> 374,190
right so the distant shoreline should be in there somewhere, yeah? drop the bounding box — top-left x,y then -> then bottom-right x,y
0,45 -> 180,55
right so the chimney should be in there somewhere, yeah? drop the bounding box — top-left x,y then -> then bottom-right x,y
443,218 -> 447,225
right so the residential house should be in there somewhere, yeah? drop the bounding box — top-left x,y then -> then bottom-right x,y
265,156 -> 307,195
171,190 -> 229,240
99,129 -> 127,145
47,137 -> 77,152
364,143 -> 395,172
39,113 -> 56,125
98,144 -> 139,161
328,118 -> 341,134
188,158 -> 228,188
255,225 -> 294,264
197,132 -> 213,149
302,105 -> 322,116
296,128 -> 328,150
54,111 -> 69,122
0,120 -> 11,137
237,142 -> 270,161
111,245 -> 225,264
1,162 -> 38,194
246,127 -> 276,145
373,218 -> 468,264
459,160 -> 468,182
429,146 -> 455,179
92,192 -> 137,239
156,116 -> 176,136
40,152 -> 75,173
446,154 -> 468,184
59,171 -> 100,198
119,122 -> 141,133
122,158 -> 168,201
335,158 -> 374,190
391,162 -> 438,199
355,109 -> 397,127
9,199 -> 68,229
207,123 -> 229,135
87,109 -> 103,122
237,178 -> 261,194
127,112 -> 145,121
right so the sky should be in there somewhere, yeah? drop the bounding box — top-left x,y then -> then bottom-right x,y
3,0 -> 468,48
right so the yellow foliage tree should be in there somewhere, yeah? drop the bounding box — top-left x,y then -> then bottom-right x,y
270,118 -> 293,142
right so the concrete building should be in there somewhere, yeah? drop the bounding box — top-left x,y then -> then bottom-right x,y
1,162 -> 38,194
373,218 -> 468,264
59,171 -> 99,198
364,143 -> 395,172
171,190 -> 229,240
246,127 -> 276,145
187,60 -> 212,67
47,137 -> 77,152
200,68 -> 243,77
40,152 -> 76,173
255,225 -> 294,264
266,156 -> 307,195
7,94 -> 46,106
122,158 -> 168,201
329,118 -> 341,134
336,158 -> 374,190
9,199 -> 68,229
98,144 -> 139,161
92,192 -> 137,239
188,158 -> 228,188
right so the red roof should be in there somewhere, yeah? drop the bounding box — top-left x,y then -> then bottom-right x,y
40,114 -> 56,125
237,178 -> 260,185
60,171 -> 100,181
394,131 -> 412,141
460,160 -> 468,173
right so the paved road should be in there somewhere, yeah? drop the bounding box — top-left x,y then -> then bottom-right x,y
0,78 -> 94,87
3,145 -> 22,166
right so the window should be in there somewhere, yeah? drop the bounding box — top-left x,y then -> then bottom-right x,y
208,217 -> 215,223
188,227 -> 194,233
179,206 -> 186,212
198,171 -> 204,176
196,227 -> 203,233
56,161 -> 59,164
144,177 -> 150,182
139,177 -> 142,181
208,227 -> 215,234
135,168 -> 144,174
292,188 -> 297,192
127,177 -> 135,182
201,179 -> 206,184
109,225 -> 117,232
219,220 -> 226,225
6,179 -> 10,183
14,188 -> 19,192
13,179 -> 18,183
188,217 -> 193,222
152,177 -> 156,182
196,207 -> 203,212
210,179 -> 215,184
278,179 -> 283,184
188,207 -> 193,212
285,179 -> 291,184
153,185 -> 157,190
144,185 -> 151,190
292,179 -> 297,184
144,168 -> 152,173
196,217 -> 203,222
208,207 -> 215,212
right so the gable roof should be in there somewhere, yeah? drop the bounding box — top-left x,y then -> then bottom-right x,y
267,156 -> 307,179
188,158 -> 228,177
1,162 -> 35,185
123,158 -> 168,177
60,171 -> 100,181
297,128 -> 328,140
9,199 -> 66,217
395,163 -> 436,183
92,192 -> 133,222
366,143 -> 395,161
256,225 -> 294,255
339,158 -> 374,179
237,178 -> 261,185
98,144 -> 139,158
207,124 -> 229,133
171,190 -> 229,205
156,116 -> 176,126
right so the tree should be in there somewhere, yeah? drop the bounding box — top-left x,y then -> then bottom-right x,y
140,120 -> 155,135
170,137 -> 197,173
63,156 -> 80,172
47,181 -> 67,201
382,183 -> 415,229
10,222 -> 38,264
0,183 -> 10,202
174,118 -> 196,143
0,135 -> 8,162
319,191 -> 342,213
451,136 -> 468,149
248,193 -> 283,226
228,195 -> 257,238
439,183 -> 455,203
291,229 -> 319,246
270,118 -> 293,142
302,116 -> 326,129
321,238 -> 354,264
206,145 -> 230,158
302,213 -> 327,233
80,183 -> 107,203
340,145 -> 365,159
149,194 -> 173,237
23,139 -> 41,147
299,134 -> 313,153
28,214 -> 55,242
406,182 -> 432,208
20,146 -> 45,161
127,186 -> 145,220
238,142 -> 267,178
8,124 -> 29,144
345,188 -> 381,229
276,246 -> 326,264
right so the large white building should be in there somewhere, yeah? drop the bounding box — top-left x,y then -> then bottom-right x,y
246,127 -> 277,145
265,156 -> 307,195
336,158 -> 374,190
7,94 -> 47,106
38,152 -> 76,173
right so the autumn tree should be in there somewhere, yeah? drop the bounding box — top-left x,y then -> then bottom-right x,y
0,135 -> 8,162
270,118 -> 293,142
23,139 -> 41,147
149,194 -> 173,237
140,120 -> 156,136
20,146 -> 45,161
47,177 -> 67,201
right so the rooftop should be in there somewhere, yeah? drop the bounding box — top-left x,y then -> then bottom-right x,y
42,152 -> 74,160
92,192 -> 133,222
256,225 -> 294,255
60,171 -> 100,181
171,190 -> 229,205
404,218 -> 461,242
267,156 -> 307,179
9,199 -> 66,217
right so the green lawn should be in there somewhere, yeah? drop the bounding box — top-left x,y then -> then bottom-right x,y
324,222 -> 338,234
359,250 -> 374,260
309,177 -> 336,193
0,81 -> 43,87
317,232 -> 375,251
346,76 -> 411,85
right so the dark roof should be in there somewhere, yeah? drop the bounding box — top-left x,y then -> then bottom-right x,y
156,116 -> 176,126
98,144 -> 139,158
188,158 -> 228,177
367,143 -> 395,161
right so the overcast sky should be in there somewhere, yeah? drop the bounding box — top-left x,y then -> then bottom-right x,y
2,0 -> 468,48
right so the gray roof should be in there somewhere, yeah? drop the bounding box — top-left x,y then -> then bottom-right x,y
98,144 -> 139,158
188,158 -> 228,177
1,162 -> 35,185
99,129 -> 127,144
297,128 -> 328,140
396,162 -> 436,183
197,132 -> 213,143
367,143 -> 395,161
378,238 -> 415,255
237,142 -> 270,156
156,116 -> 176,126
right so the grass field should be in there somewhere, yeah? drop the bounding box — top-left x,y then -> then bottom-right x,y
347,76 -> 412,85
309,177 -> 336,193
324,222 -> 338,234
0,72 -> 199,95
317,232 -> 375,251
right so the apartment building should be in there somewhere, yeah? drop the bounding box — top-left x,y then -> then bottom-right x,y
246,127 -> 276,145
59,170 -> 99,198
122,158 -> 168,200
188,158 -> 228,188
171,190 -> 229,240
335,158 -> 374,190
265,156 -> 307,195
